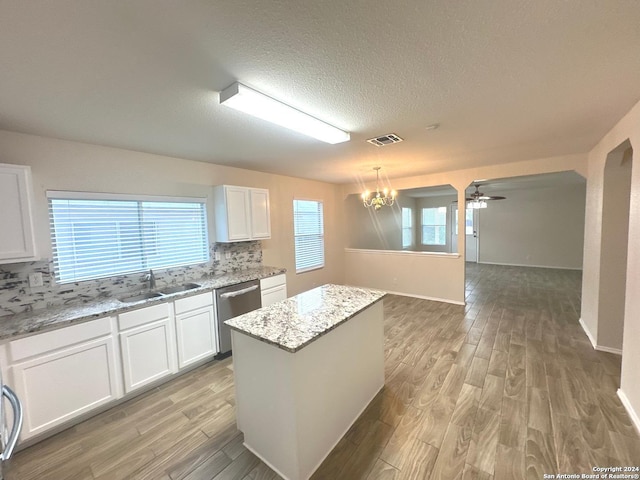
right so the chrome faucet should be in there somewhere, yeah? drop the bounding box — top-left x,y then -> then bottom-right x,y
145,269 -> 156,290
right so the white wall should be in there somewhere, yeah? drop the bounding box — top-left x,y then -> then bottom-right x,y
345,193 -> 416,250
477,183 -> 586,269
596,147 -> 632,351
344,249 -> 464,304
0,130 -> 345,297
579,98 -> 640,432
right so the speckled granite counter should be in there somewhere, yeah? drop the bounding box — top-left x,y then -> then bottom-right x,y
0,266 -> 285,341
225,284 -> 386,353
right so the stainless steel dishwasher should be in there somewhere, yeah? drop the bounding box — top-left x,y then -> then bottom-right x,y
215,279 -> 261,358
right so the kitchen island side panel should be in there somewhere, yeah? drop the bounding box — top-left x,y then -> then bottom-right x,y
231,300 -> 384,480
230,331 -> 300,479
293,300 -> 385,479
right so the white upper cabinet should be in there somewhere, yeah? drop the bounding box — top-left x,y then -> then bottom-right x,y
214,185 -> 271,242
0,163 -> 37,263
249,188 -> 271,239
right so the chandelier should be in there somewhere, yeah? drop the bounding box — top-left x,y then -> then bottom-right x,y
361,167 -> 397,210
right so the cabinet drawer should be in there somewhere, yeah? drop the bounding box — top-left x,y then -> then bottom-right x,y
10,317 -> 113,362
261,284 -> 287,307
174,292 -> 213,315
119,303 -> 170,331
260,274 -> 286,291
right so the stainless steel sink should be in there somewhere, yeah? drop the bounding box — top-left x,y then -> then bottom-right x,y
159,283 -> 201,295
119,291 -> 164,303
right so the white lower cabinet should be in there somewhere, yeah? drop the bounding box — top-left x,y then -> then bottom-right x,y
2,283 -> 257,441
175,292 -> 217,369
118,303 -> 177,393
9,317 -> 122,440
260,274 -> 287,307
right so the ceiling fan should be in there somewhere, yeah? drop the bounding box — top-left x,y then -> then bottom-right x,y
465,184 -> 506,209
466,184 -> 506,202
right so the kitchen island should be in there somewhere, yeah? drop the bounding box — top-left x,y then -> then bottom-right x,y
225,284 -> 386,480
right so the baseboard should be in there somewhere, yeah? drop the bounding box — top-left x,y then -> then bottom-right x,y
617,389 -> 640,436
578,318 -> 623,355
476,261 -> 582,271
383,289 -> 466,306
579,318 -> 597,348
595,345 -> 623,355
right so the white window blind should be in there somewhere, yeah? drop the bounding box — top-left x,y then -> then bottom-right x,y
293,199 -> 324,273
421,207 -> 447,245
401,207 -> 413,248
48,194 -> 209,283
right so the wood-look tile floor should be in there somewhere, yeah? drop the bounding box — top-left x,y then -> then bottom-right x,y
7,264 -> 640,479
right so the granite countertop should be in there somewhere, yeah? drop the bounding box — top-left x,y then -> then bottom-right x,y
225,284 -> 386,353
0,266 -> 286,341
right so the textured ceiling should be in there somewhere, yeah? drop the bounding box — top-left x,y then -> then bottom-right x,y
1,1 -> 639,184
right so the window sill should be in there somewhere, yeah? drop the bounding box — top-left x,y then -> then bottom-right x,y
295,265 -> 325,274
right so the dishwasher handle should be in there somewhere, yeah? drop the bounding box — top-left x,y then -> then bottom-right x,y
1,385 -> 23,461
220,285 -> 259,299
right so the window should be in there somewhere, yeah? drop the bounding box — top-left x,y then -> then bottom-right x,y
453,207 -> 475,235
48,192 -> 209,283
465,208 -> 474,235
401,207 -> 413,248
293,199 -> 324,273
421,207 -> 447,245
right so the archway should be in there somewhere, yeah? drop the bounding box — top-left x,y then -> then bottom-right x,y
597,141 -> 633,353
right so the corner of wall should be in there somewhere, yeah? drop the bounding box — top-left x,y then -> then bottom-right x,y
578,318 -> 596,348
617,389 -> 640,437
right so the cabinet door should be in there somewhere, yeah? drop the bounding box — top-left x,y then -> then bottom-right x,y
0,164 -> 37,263
261,285 -> 288,307
175,306 -> 217,369
250,188 -> 271,239
225,186 -> 251,241
120,318 -> 177,393
11,336 -> 121,439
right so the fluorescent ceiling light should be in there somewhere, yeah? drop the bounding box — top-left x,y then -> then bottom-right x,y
219,83 -> 350,144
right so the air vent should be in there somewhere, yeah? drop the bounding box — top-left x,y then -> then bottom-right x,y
366,133 -> 403,147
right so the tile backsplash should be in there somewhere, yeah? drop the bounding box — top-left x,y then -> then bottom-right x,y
0,241 -> 262,317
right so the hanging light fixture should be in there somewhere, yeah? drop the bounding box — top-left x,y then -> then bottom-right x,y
361,167 -> 397,210
466,184 -> 505,209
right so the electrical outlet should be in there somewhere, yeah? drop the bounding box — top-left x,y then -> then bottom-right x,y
28,272 -> 44,288
214,251 -> 221,261
225,251 -> 232,260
